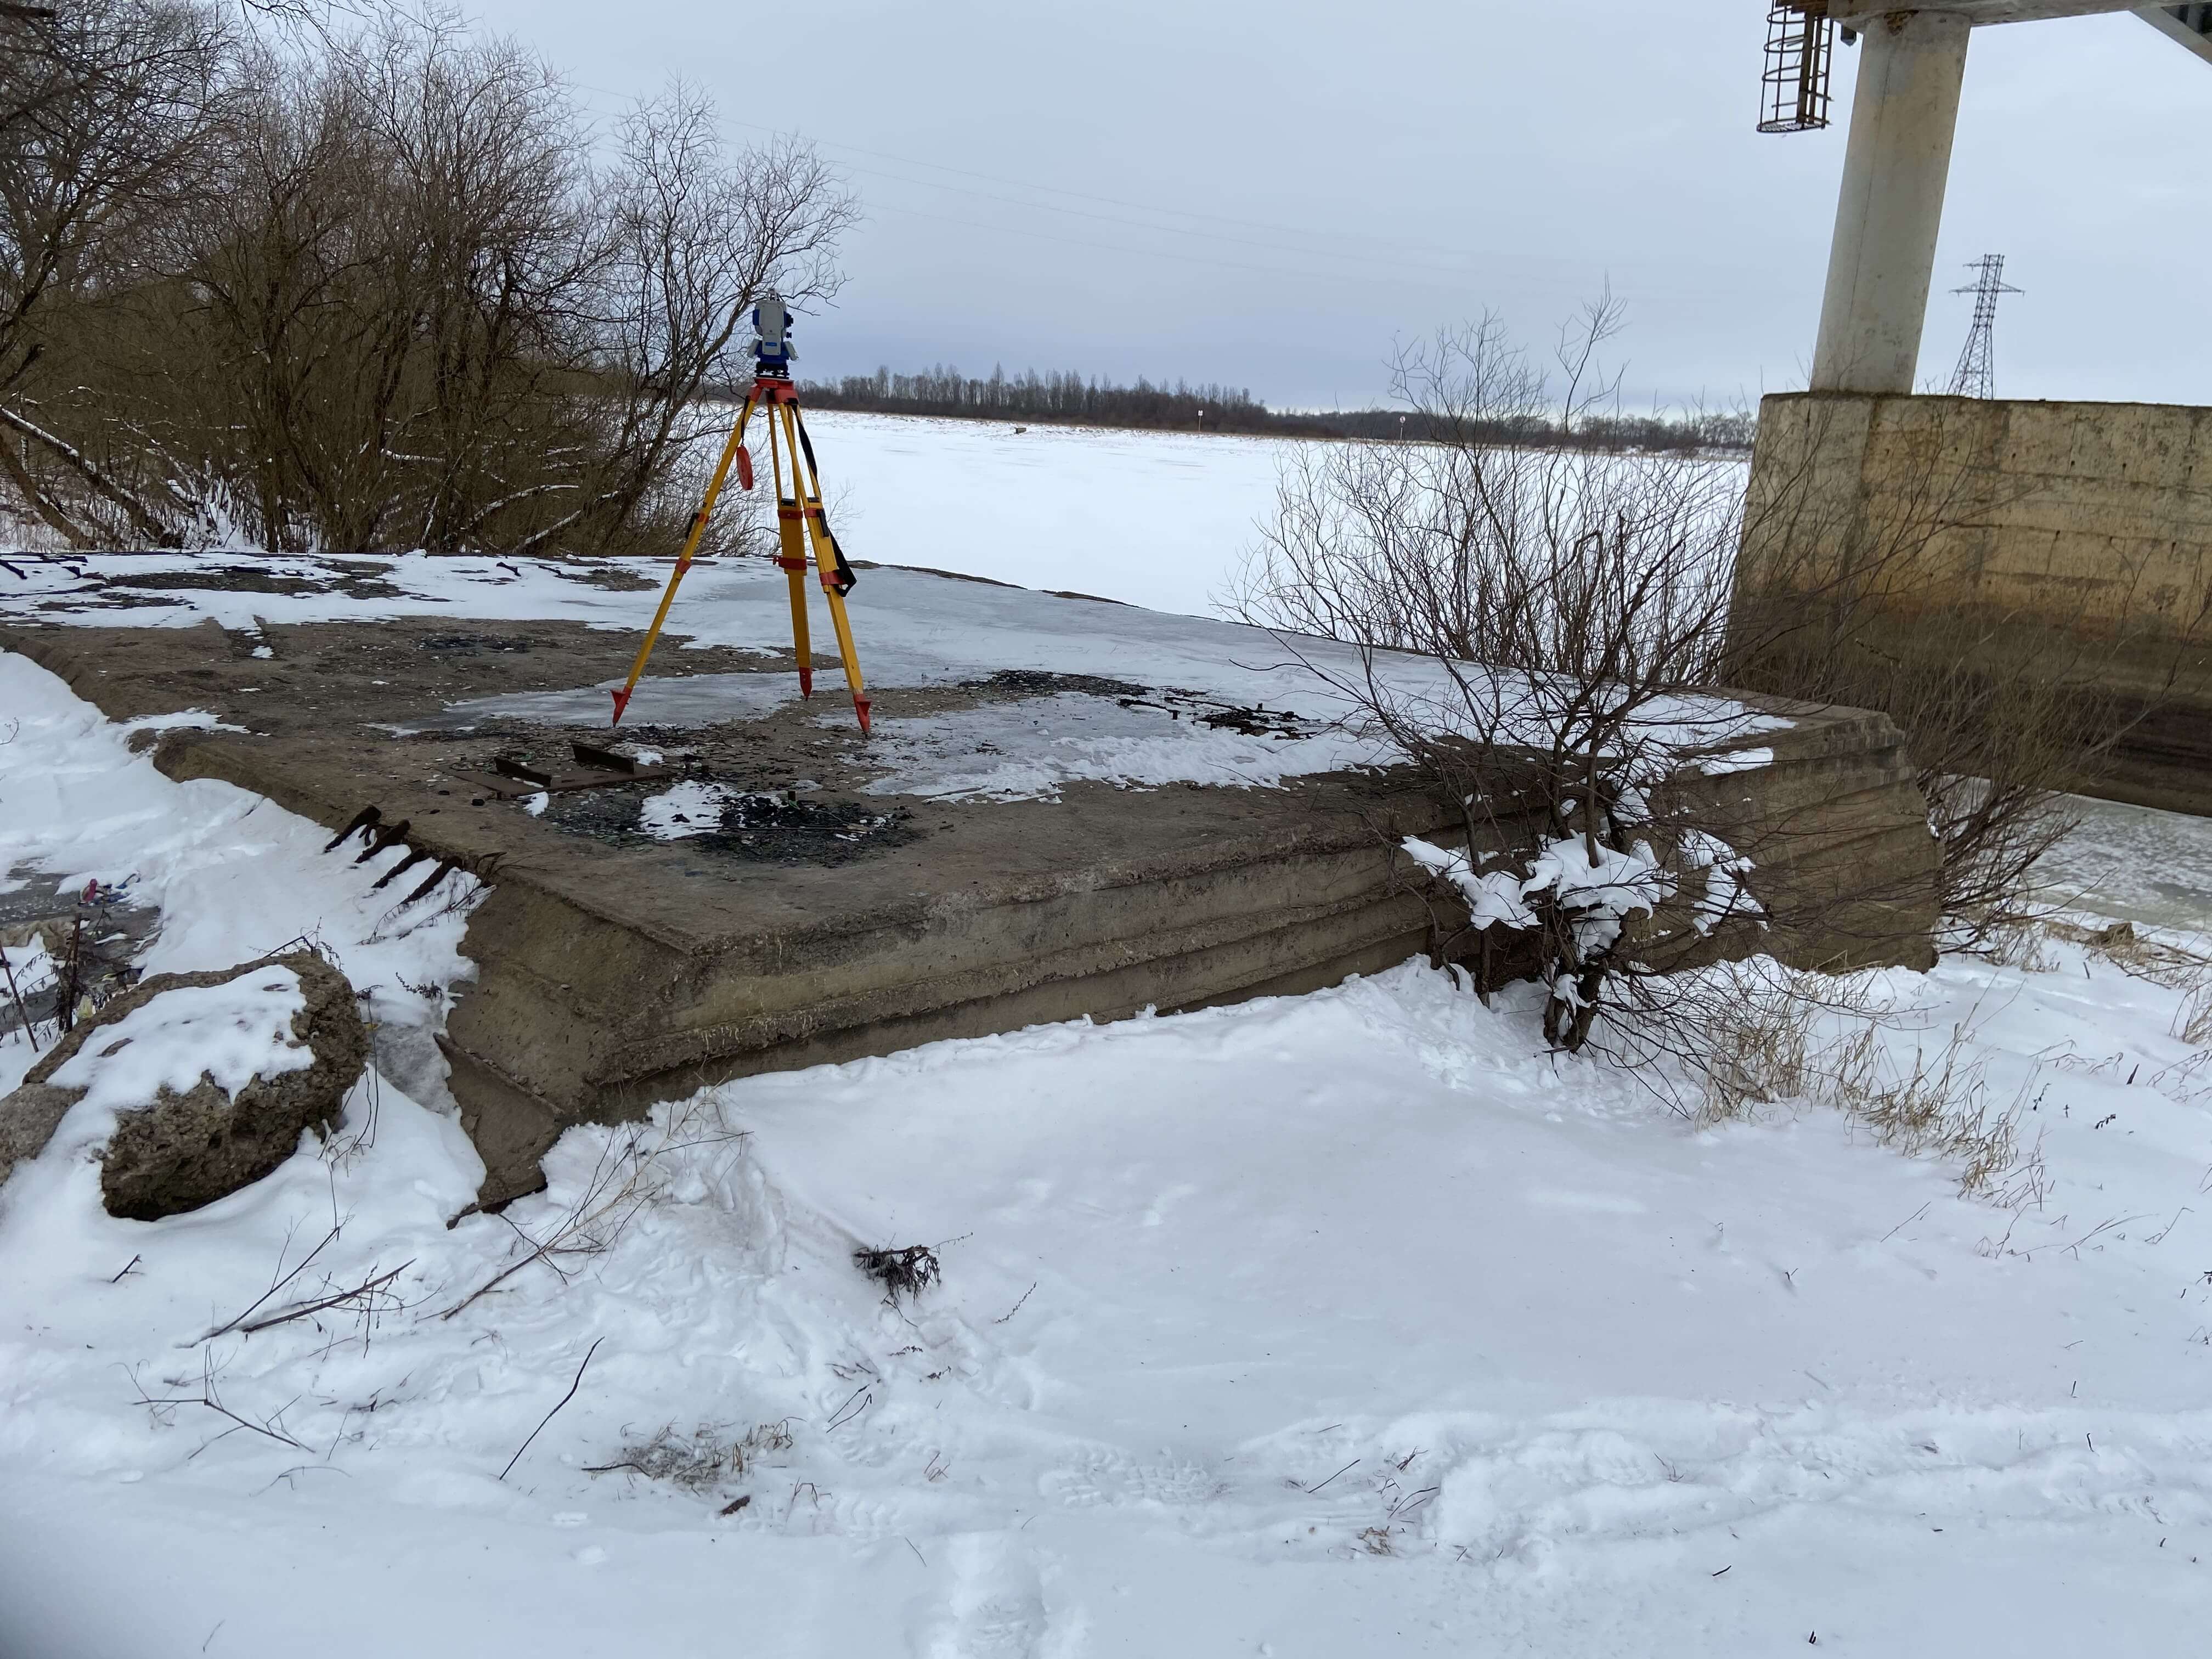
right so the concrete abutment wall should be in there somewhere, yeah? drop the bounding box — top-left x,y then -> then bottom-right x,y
1738,390 -> 2212,815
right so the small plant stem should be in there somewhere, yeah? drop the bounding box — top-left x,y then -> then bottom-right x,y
0,945 -> 38,1052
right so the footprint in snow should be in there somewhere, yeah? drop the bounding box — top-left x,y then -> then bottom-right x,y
909,1533 -> 1080,1658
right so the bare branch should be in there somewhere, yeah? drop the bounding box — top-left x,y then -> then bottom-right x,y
499,1336 -> 602,1481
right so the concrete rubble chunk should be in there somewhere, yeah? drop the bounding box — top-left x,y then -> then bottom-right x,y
0,950 -> 368,1220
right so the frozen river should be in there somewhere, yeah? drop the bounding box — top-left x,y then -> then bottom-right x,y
2039,793 -> 2212,934
804,409 -> 1293,619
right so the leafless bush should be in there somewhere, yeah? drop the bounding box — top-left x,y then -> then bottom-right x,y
1233,297 -> 2159,1067
1231,300 -> 1888,1054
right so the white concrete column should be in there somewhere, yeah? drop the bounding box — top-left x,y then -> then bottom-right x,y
1809,11 -> 1972,394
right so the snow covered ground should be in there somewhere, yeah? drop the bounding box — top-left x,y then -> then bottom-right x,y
8,611 -> 2212,1652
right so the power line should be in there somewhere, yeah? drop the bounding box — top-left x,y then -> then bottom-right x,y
566,76 -> 1538,269
713,113 -> 1517,264
834,160 -> 1516,283
860,200 -> 1589,303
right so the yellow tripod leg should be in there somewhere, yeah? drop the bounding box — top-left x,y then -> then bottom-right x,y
823,588 -> 869,735
612,393 -> 758,725
783,399 -> 870,734
767,398 -> 815,697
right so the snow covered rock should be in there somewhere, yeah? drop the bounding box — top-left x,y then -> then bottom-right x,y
0,951 -> 366,1221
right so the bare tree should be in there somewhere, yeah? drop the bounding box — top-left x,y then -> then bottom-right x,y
586,91 -> 855,545
0,5 -> 855,556
0,0 -> 234,545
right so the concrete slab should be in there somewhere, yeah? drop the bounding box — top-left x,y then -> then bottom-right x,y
1,552 -> 1939,1204
1831,2 -> 2146,24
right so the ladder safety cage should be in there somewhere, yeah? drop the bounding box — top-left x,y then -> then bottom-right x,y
1759,2 -> 1838,134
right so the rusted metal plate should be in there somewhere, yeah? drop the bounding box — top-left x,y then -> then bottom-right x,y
570,741 -> 640,773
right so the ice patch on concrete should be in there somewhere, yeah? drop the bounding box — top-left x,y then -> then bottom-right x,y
433,671 -> 804,730
853,691 -> 1386,802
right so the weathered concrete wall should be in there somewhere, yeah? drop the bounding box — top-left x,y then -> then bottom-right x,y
1739,390 -> 2212,814
421,720 -> 1939,1204
134,698 -> 1939,1208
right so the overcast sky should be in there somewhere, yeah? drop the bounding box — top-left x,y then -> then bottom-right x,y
466,1 -> 2211,413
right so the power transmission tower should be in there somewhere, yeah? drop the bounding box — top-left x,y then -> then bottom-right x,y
1946,255 -> 2023,399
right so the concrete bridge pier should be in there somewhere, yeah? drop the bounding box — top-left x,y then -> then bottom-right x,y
1810,10 -> 1974,395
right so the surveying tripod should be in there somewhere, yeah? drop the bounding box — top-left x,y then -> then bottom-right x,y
611,293 -> 871,733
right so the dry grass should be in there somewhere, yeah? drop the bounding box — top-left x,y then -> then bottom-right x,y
586,1419 -> 794,1493
2050,918 -> 2211,987
1688,964 -> 1818,1124
853,1243 -> 943,1304
1674,913 -> 2212,1212
1688,963 -> 2041,1204
2049,918 -> 2212,1046
1818,1025 -> 2044,1202
1972,916 -> 2063,975
1999,916 -> 2212,1046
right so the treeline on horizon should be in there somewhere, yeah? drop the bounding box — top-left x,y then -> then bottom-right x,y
794,364 -> 1759,453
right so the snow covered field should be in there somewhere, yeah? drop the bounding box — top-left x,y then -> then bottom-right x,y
793,411 -> 1296,618
797,413 -> 1753,627
1,411 -> 1748,625
7,613 -> 2212,1652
